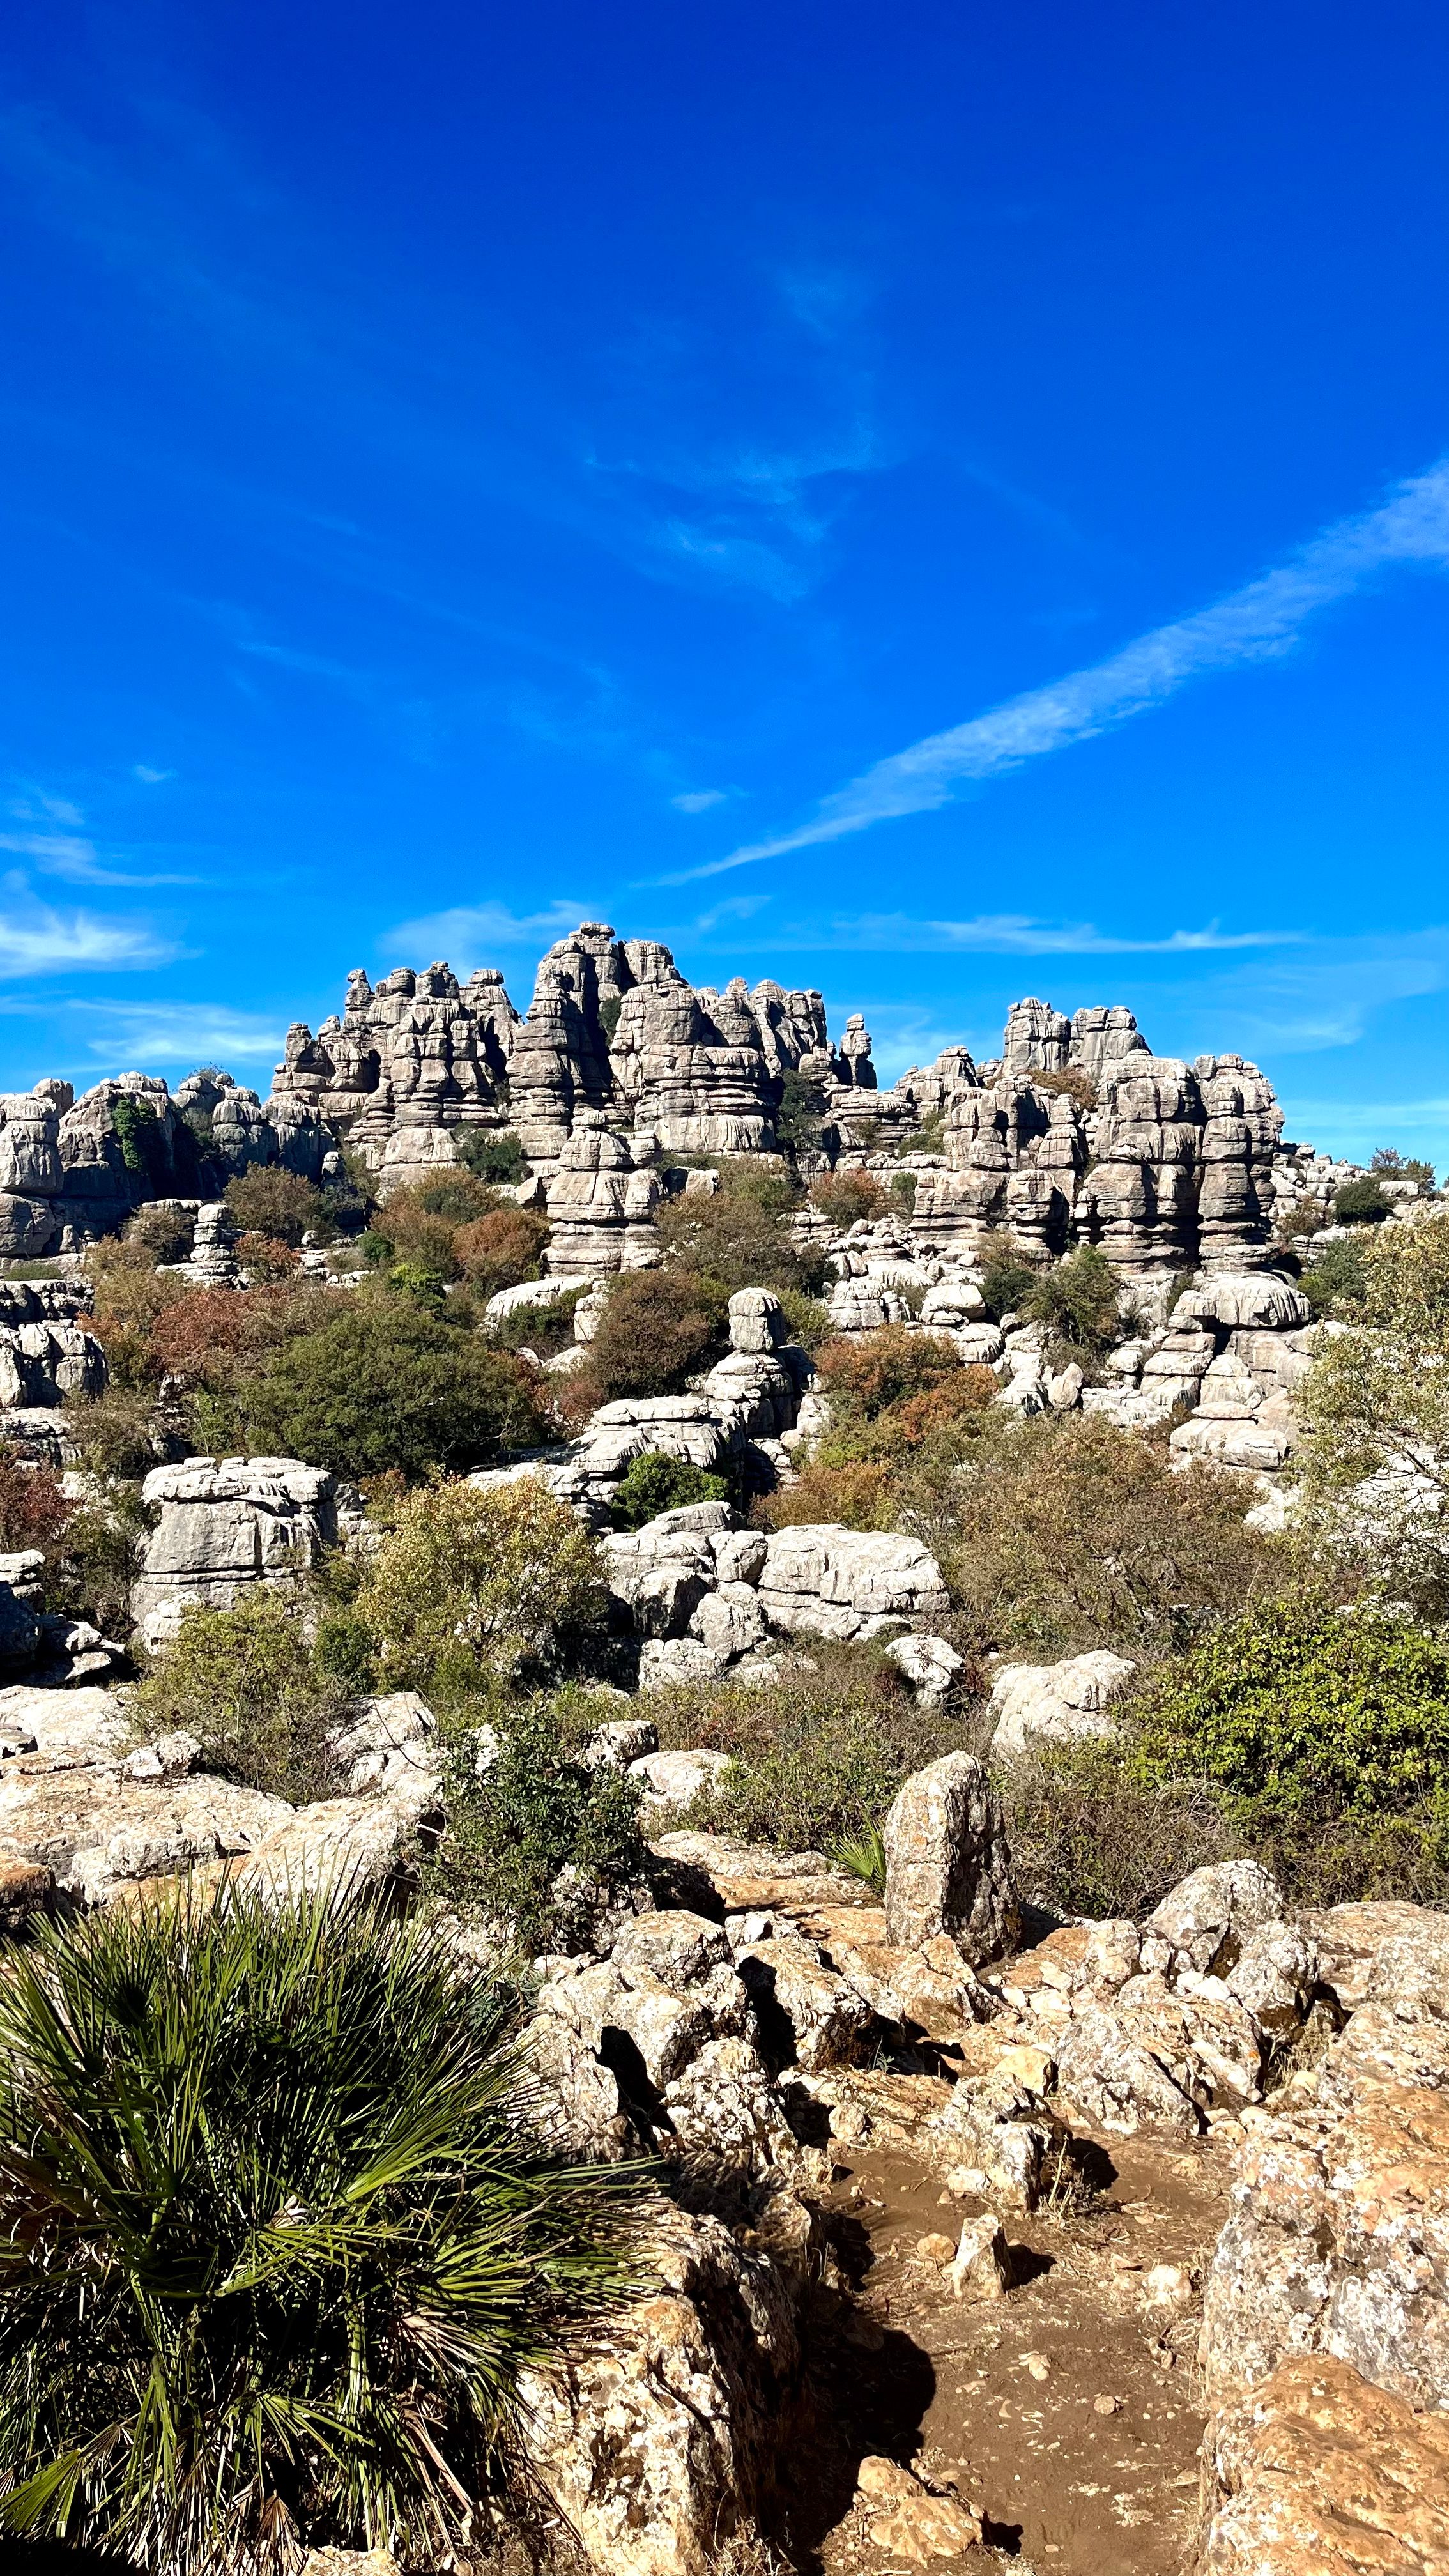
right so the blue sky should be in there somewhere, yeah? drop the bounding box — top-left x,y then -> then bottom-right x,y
1,1 -> 1447,1160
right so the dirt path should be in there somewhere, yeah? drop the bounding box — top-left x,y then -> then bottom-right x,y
778,2126 -> 1237,2574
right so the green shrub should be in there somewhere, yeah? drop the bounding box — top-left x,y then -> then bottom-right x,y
979,1234 -> 1037,1320
243,1291 -> 548,1481
109,1093 -> 162,1179
808,1169 -> 888,1227
1333,1176 -> 1392,1224
585,1266 -> 730,1402
1022,1245 -> 1119,1358
0,1881 -> 642,2570
1292,1213 -> 1449,1616
1300,1233 -> 1368,1315
488,1281 -> 586,1359
654,1160 -> 824,1298
361,1476 -> 606,1703
997,1737 -> 1239,1922
435,1695 -> 647,1952
610,1452 -> 729,1530
652,1642 -> 958,1854
914,1409 -> 1283,1657
132,1588 -> 346,1802
1372,1147 -> 1436,1186
774,1065 -> 827,1156
1128,1604 -> 1449,1832
458,1129 -> 530,1184
224,1165 -> 332,1247
890,1172 -> 918,1215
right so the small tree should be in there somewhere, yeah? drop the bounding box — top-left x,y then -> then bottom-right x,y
244,1292 -> 547,1480
609,1452 -> 729,1529
0,1882 -> 643,2572
774,1065 -> 827,1155
585,1267 -> 730,1402
361,1476 -> 606,1701
1293,1211 -> 1449,1615
224,1166 -> 332,1247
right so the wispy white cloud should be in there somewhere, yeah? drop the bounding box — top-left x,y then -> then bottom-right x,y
0,903 -> 173,977
65,1001 -> 286,1065
132,765 -> 174,785
767,912 -> 1305,956
672,788 -> 731,814
381,899 -> 597,967
669,455 -> 1449,882
3,790 -> 196,887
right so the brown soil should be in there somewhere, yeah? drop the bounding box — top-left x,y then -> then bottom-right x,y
774,2126 -> 1238,2575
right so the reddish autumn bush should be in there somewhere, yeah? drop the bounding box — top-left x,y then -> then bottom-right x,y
234,1234 -> 302,1284
454,1208 -> 551,1297
813,1326 -> 963,1423
894,1365 -> 999,1445
575,1267 -> 730,1407
0,1446 -> 74,1552
755,1460 -> 896,1531
808,1169 -> 889,1228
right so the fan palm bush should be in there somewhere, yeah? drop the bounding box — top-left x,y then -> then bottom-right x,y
0,1880 -> 646,2573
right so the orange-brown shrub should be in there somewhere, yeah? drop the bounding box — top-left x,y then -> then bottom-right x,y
755,1460 -> 896,1531
454,1208 -> 550,1296
813,1326 -> 962,1421
808,1169 -> 889,1227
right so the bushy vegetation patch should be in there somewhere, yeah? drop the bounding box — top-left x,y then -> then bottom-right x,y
434,1693 -> 647,1954
808,1169 -> 889,1227
132,1588 -> 346,1803
223,1165 -> 334,1246
361,1476 -> 605,1704
651,1641 -> 962,1854
978,1235 -> 1038,1321
1128,1603 -> 1449,1832
454,1205 -> 551,1296
998,1738 -> 1238,1922
909,1409 -> 1283,1658
245,1291 -> 548,1481
1333,1175 -> 1392,1223
654,1157 -> 826,1298
579,1266 -> 730,1406
1298,1233 -> 1368,1315
457,1128 -> 531,1184
1292,1210 -> 1449,1618
0,1882 -> 643,2571
609,1451 -> 729,1529
1020,1244 -> 1120,1361
1001,1602 -> 1449,1917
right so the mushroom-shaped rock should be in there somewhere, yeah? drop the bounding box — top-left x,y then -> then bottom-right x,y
727,1287 -> 788,1353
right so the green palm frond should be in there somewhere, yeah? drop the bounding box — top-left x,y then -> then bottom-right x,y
0,1875 -> 650,2573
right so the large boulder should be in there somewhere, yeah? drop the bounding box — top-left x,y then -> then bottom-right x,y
882,1752 -> 1017,1965
756,1524 -> 949,1641
132,1455 -> 341,1649
986,1649 -> 1136,1759
1201,2004 -> 1449,2414
517,2200 -> 799,2576
1199,2352 -> 1449,2575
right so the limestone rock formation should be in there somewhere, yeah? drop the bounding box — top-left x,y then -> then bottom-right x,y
882,1752 -> 1018,1965
132,1455 -> 346,1650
